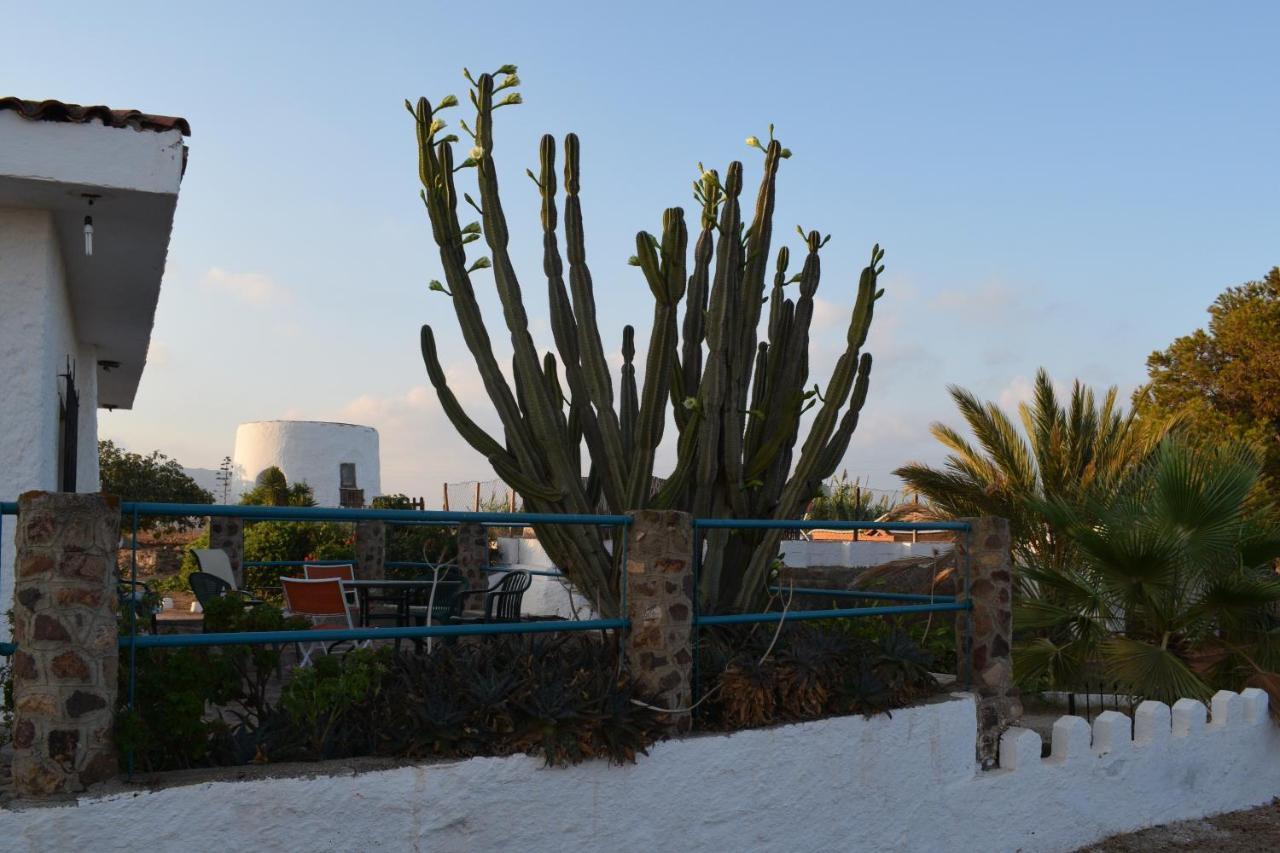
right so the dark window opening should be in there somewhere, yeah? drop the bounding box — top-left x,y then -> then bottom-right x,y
58,359 -> 79,492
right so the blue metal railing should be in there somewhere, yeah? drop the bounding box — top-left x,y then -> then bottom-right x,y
688,516 -> 973,701
768,586 -> 956,603
2,499 -> 977,758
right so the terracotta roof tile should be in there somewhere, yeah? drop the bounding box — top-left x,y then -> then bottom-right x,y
0,97 -> 190,136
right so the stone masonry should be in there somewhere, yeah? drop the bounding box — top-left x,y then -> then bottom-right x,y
624,510 -> 695,734
354,520 -> 385,580
207,515 -> 244,588
954,516 -> 1020,769
455,522 -> 489,597
11,492 -> 121,795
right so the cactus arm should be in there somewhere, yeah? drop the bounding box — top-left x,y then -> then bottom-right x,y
727,248 -> 884,611
420,325 -> 510,462
620,326 -> 638,460
412,99 -> 548,482
562,133 -> 630,484
469,75 -> 594,515
537,134 -> 626,512
626,209 -> 687,509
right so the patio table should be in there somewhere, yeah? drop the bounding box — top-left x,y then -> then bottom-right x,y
340,578 -> 455,629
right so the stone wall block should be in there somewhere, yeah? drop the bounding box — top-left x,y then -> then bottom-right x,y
456,522 -> 490,596
624,510 -> 694,734
355,520 -> 386,580
207,516 -> 245,588
955,516 -> 1020,769
12,492 -> 122,796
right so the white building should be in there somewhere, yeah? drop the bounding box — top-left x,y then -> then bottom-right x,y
0,98 -> 188,637
232,420 -> 381,507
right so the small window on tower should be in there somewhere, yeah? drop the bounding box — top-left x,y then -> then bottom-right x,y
339,463 -> 357,489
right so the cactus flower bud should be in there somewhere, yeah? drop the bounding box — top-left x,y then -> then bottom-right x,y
469,146 -> 485,160
745,136 -> 761,149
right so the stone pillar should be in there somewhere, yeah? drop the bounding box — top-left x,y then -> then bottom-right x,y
455,522 -> 489,595
11,492 -> 121,795
955,516 -> 1020,769
624,510 -> 694,734
354,520 -> 385,580
208,515 -> 244,588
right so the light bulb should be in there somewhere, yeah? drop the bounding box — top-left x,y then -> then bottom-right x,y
83,215 -> 94,256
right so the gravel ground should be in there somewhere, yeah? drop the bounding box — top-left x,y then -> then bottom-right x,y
1079,799 -> 1280,851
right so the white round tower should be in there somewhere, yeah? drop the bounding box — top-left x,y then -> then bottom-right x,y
231,420 -> 381,507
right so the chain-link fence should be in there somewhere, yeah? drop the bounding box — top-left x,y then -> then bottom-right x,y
442,479 -> 522,513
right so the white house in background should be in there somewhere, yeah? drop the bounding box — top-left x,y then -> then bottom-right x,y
0,98 -> 189,637
232,420 -> 382,507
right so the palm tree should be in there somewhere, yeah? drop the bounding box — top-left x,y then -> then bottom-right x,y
894,369 -> 1168,570
1016,439 -> 1280,703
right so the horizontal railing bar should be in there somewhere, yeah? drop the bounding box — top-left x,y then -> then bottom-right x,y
693,518 -> 969,532
121,618 -> 630,648
695,601 -> 970,626
0,642 -> 16,656
244,559 -> 356,568
769,586 -> 956,603
0,502 -> 15,516
115,502 -> 632,526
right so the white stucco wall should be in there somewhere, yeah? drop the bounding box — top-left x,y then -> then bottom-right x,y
0,208 -> 101,638
780,539 -> 952,568
3,689 -> 1277,852
494,536 -> 597,619
231,421 -> 381,507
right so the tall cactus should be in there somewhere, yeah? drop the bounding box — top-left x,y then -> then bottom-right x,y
413,67 -> 885,614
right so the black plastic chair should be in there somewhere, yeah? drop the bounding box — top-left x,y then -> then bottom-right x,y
189,571 -> 260,619
455,570 -> 532,624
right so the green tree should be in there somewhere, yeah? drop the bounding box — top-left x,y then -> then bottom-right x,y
240,466 -> 316,507
97,440 -> 213,530
370,494 -> 457,569
1134,267 -> 1280,490
894,370 -> 1168,571
807,472 -> 895,522
1016,439 -> 1280,704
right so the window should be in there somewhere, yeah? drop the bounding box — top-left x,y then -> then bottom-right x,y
339,462 -> 357,489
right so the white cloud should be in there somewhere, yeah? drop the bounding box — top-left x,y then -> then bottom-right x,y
929,282 -> 1019,316
337,367 -> 500,500
998,375 -> 1036,409
200,267 -> 293,307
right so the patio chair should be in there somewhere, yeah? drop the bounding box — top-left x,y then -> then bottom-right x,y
453,570 -> 532,625
190,548 -> 264,602
403,568 -> 467,653
188,571 -> 261,627
304,563 -> 358,607
280,577 -> 367,666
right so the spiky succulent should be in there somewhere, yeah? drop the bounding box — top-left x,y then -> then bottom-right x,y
411,66 -> 885,614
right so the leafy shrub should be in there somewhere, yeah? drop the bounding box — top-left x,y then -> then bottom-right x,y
373,635 -> 665,767
373,494 -> 458,575
116,596 -> 309,770
696,623 -> 938,730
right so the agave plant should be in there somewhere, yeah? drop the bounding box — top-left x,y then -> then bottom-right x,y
411,66 -> 886,613
894,369 -> 1169,571
1015,439 -> 1280,704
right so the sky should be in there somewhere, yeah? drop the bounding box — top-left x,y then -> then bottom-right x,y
5,1 -> 1277,504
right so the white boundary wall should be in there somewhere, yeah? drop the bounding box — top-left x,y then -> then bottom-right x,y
4,690 -> 1279,852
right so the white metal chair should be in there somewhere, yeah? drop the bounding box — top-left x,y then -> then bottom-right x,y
280,577 -> 366,666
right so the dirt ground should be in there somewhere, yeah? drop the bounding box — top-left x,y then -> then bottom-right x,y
1079,799 -> 1280,851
